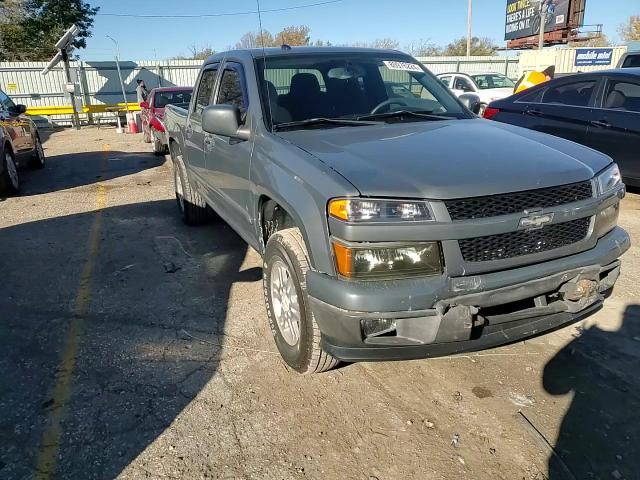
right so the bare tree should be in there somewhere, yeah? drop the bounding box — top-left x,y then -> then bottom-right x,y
618,15 -> 640,42
442,36 -> 497,56
405,39 -> 442,57
351,38 -> 400,50
570,33 -> 612,48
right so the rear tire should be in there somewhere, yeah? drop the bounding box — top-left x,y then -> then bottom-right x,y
170,142 -> 209,225
0,148 -> 19,195
152,137 -> 166,156
29,135 -> 46,169
263,228 -> 338,374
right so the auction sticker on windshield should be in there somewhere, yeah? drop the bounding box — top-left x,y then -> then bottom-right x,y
383,61 -> 422,72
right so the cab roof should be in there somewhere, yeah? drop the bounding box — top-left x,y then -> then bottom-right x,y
203,46 -> 407,66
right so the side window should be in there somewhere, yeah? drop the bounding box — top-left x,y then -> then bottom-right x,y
517,88 -> 544,103
439,76 -> 452,87
603,80 -> 640,113
216,65 -> 247,111
622,55 -> 640,68
0,90 -> 15,110
454,76 -> 474,92
541,80 -> 596,107
194,67 -> 218,114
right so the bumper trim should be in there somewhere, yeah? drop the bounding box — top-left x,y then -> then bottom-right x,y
321,302 -> 602,362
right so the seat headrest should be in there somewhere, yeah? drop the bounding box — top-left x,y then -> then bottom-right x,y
289,73 -> 321,96
605,90 -> 626,109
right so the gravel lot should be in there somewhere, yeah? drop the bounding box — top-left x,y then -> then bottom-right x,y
1,127 -> 639,480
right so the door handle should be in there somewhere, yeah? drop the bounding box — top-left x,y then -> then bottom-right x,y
525,108 -> 543,116
590,120 -> 611,129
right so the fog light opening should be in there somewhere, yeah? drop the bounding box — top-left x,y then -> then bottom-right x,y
361,318 -> 397,338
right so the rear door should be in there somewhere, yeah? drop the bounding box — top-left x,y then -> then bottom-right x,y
587,75 -> 640,184
0,90 -> 32,154
524,77 -> 600,146
204,61 -> 254,235
184,64 -> 219,184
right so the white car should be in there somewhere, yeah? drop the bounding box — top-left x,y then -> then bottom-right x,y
437,72 -> 515,114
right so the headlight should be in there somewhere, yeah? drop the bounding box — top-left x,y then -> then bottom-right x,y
332,240 -> 442,280
595,164 -> 622,196
329,198 -> 433,222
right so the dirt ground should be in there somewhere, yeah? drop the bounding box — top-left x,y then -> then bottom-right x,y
1,127 -> 639,480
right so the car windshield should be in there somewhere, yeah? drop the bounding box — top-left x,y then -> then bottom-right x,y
154,90 -> 192,108
470,74 -> 515,89
257,52 -> 469,129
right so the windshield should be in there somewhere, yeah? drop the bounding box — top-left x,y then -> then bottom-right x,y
257,53 -> 469,129
470,74 -> 515,90
154,90 -> 193,108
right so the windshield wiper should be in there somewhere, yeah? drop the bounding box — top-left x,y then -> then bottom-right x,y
273,117 -> 380,131
356,110 -> 451,122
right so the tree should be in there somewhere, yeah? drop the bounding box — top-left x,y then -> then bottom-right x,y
405,39 -> 442,57
274,25 -> 310,46
618,15 -> 640,42
234,25 -> 312,49
570,33 -> 612,48
172,44 -> 215,60
352,38 -> 400,50
0,0 -> 99,61
442,36 -> 497,56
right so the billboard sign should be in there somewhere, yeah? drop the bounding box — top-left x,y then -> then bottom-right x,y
574,48 -> 614,66
505,0 -> 572,41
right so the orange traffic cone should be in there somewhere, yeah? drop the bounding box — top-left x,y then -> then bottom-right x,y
127,112 -> 139,134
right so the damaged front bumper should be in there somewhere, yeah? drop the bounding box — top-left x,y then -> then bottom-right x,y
307,227 -> 630,362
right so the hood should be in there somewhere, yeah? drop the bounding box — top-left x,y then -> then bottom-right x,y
277,119 -> 610,199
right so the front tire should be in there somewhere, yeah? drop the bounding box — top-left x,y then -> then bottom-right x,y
170,142 -> 209,225
152,137 -> 166,156
0,148 -> 19,195
263,228 -> 338,374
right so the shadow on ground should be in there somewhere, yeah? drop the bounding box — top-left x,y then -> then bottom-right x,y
0,199 -> 260,478
544,305 -> 640,479
15,148 -> 166,196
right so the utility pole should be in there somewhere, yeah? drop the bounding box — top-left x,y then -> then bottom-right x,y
107,35 -> 129,113
60,49 -> 81,130
466,0 -> 472,57
537,4 -> 547,69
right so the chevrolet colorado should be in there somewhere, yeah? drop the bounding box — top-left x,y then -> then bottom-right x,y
165,47 -> 629,374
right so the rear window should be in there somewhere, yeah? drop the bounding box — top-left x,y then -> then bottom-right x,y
154,90 -> 192,108
622,54 -> 640,68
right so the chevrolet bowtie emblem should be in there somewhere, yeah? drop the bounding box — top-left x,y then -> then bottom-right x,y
519,212 -> 554,230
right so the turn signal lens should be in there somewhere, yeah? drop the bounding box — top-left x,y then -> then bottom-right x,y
328,198 -> 433,222
332,240 -> 442,280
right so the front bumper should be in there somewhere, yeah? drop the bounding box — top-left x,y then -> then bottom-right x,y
308,227 -> 630,362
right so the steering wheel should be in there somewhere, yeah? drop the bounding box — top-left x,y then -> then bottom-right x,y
370,98 -> 409,115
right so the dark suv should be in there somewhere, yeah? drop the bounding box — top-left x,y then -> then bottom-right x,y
0,88 -> 46,195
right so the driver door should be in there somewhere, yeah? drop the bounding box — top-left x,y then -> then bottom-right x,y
0,90 -> 33,154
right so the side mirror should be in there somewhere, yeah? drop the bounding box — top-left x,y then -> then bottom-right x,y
140,101 -> 149,109
9,104 -> 27,115
202,104 -> 249,140
459,93 -> 482,115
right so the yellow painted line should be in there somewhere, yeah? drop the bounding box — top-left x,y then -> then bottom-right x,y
27,102 -> 141,116
35,148 -> 110,479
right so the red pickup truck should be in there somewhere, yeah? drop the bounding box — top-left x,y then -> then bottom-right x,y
140,87 -> 192,154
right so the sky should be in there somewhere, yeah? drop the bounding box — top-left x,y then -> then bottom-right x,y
80,0 -> 638,61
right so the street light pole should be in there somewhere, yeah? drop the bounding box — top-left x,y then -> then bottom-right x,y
537,4 -> 546,69
106,35 -> 129,113
466,0 -> 472,57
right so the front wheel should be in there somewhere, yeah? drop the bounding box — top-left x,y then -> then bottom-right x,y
152,137 -> 166,156
263,228 -> 338,374
0,148 -> 19,195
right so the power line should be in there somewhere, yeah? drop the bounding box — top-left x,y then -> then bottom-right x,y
96,0 -> 344,18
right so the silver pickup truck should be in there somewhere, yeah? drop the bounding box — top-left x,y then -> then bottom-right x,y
165,46 -> 629,374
